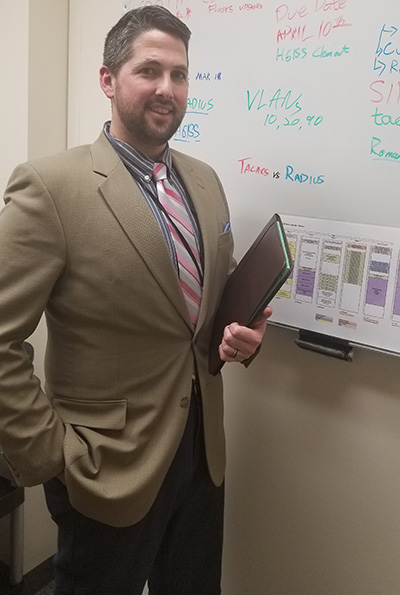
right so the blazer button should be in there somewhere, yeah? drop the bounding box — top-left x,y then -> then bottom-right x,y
180,397 -> 190,408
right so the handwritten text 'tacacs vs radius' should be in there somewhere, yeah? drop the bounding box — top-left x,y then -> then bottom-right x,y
237,158 -> 325,184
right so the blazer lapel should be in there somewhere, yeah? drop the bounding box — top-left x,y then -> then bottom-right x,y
90,134 -> 191,329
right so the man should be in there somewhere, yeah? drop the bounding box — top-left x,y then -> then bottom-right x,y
0,7 -> 270,594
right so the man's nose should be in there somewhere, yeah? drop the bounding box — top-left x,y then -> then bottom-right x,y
155,74 -> 173,98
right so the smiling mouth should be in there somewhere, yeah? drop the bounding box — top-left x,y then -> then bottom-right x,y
149,102 -> 174,116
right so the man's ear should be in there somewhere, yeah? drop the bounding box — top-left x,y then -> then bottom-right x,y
99,66 -> 115,99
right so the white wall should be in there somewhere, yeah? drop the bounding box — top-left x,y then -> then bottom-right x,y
0,0 -> 69,574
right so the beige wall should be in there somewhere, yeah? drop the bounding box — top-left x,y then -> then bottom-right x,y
0,2 -> 29,193
222,326 -> 400,594
0,0 -> 69,574
24,0 -> 69,574
0,0 -> 29,567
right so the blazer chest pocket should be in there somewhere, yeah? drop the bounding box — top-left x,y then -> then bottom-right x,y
218,229 -> 233,247
52,396 -> 127,430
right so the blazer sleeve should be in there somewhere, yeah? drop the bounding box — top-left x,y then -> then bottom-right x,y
0,162 -> 66,485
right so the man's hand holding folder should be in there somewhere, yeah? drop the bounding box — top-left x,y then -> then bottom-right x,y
218,306 -> 273,364
208,213 -> 293,375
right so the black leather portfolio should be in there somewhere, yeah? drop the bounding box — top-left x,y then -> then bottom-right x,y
208,213 -> 293,375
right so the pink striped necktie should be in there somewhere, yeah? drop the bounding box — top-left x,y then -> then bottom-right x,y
153,162 -> 202,326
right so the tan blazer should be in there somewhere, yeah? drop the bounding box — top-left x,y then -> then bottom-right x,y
0,132 -> 234,527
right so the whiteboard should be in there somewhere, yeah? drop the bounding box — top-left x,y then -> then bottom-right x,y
274,214 -> 400,355
69,0 -> 400,352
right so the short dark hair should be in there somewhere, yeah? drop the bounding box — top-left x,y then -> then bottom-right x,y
103,6 -> 191,74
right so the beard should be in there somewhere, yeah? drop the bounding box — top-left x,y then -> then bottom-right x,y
113,91 -> 186,149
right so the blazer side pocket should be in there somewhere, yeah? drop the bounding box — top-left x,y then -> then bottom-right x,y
52,396 -> 127,430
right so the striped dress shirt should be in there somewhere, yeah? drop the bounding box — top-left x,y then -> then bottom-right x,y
103,122 -> 204,279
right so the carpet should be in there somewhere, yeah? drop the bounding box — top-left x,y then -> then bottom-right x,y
35,582 -> 55,595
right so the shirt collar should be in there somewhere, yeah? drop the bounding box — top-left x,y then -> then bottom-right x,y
103,121 -> 172,181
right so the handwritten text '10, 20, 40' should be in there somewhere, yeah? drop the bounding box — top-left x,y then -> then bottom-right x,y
247,88 -> 324,130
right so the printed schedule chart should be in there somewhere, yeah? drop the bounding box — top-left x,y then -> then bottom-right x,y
271,215 -> 400,355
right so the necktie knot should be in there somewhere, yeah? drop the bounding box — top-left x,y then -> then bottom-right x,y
153,162 -> 168,183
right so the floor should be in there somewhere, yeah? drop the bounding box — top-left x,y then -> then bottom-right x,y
0,558 -> 54,595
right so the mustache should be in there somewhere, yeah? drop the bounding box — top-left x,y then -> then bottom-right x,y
147,98 -> 175,110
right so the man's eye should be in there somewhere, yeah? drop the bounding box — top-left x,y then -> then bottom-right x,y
174,71 -> 188,81
141,68 -> 155,75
